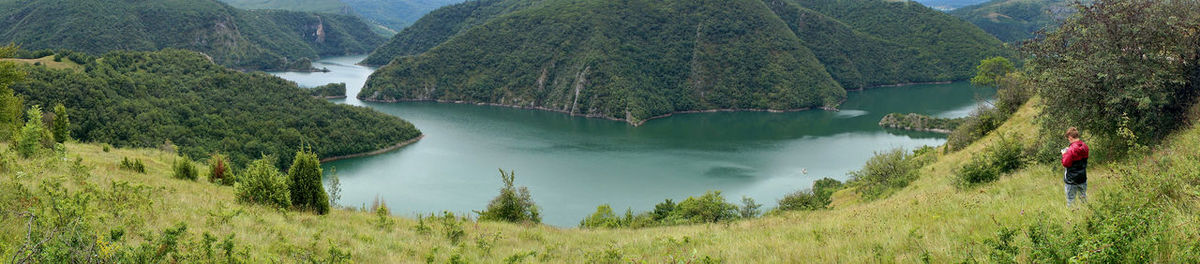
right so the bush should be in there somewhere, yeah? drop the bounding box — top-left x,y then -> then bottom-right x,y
651,199 -> 675,222
120,157 -> 146,174
477,169 -> 541,223
778,177 -> 843,211
234,156 -> 291,209
579,204 -> 622,228
51,103 -> 69,143
739,196 -> 761,218
208,153 -> 233,186
14,105 -> 54,158
670,191 -> 739,224
288,149 -> 329,214
172,155 -> 198,181
849,148 -> 927,200
955,134 -> 1024,187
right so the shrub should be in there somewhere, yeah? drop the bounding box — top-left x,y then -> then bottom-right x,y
651,199 -> 675,222
955,134 -> 1025,187
234,156 -> 291,209
477,169 -> 541,223
120,157 -> 146,173
172,155 -> 198,181
373,196 -> 393,230
849,148 -> 927,200
51,103 -> 69,143
778,177 -> 844,211
739,196 -> 761,218
670,191 -> 739,224
579,204 -> 622,228
14,105 -> 53,158
208,153 -> 233,186
288,149 -> 329,214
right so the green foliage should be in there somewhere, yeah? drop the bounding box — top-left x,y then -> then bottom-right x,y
288,148 -> 330,214
950,0 -> 1073,42
0,44 -> 25,140
579,204 -> 622,229
670,191 -> 739,224
970,57 -> 1015,88
51,103 -> 69,143
374,198 -> 394,230
363,0 -> 850,123
1027,0 -> 1200,155
849,148 -> 928,200
0,0 -> 385,70
12,49 -> 422,169
14,105 -> 53,158
879,113 -> 965,133
738,196 -> 761,218
325,168 -> 342,206
777,178 -> 843,212
209,153 -> 233,186
651,199 -> 675,222
120,157 -> 147,174
234,156 -> 292,209
956,134 -> 1024,187
310,82 -> 348,98
477,169 -> 541,223
172,155 -> 199,181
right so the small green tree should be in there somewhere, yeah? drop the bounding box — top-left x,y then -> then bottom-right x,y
671,191 -> 739,223
739,196 -> 761,218
288,148 -> 329,214
172,155 -> 198,181
970,56 -> 1015,88
208,153 -> 233,186
477,169 -> 541,223
579,204 -> 621,228
14,105 -> 52,158
235,156 -> 291,209
51,103 -> 69,143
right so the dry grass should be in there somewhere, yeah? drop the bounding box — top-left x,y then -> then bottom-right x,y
0,98 -> 1120,262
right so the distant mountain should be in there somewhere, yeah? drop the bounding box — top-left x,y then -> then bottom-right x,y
361,0 -> 1007,124
218,0 -> 463,32
913,0 -> 991,11
950,0 -> 1073,42
0,0 -> 385,70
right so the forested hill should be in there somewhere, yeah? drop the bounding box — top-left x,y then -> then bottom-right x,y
8,49 -> 422,168
950,0 -> 1072,42
359,0 -> 1007,124
0,0 -> 385,71
218,0 -> 463,32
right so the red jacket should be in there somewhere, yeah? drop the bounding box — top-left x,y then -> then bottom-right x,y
1061,140 -> 1089,167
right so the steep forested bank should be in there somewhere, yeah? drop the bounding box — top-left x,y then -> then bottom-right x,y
359,0 -> 1007,124
8,49 -> 421,167
0,0 -> 385,71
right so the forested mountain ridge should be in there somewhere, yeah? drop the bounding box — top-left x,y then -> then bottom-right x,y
362,0 -> 849,125
360,0 -> 1007,124
8,49 -> 422,168
0,0 -> 385,71
950,0 -> 1072,42
219,0 -> 463,32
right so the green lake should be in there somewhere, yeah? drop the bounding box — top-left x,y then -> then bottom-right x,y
275,55 -> 994,226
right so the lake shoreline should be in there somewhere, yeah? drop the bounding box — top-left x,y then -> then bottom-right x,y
359,97 -> 840,126
319,134 -> 424,163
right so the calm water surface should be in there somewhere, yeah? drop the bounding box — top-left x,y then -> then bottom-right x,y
275,55 -> 994,226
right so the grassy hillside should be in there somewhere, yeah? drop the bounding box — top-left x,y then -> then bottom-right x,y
3,94 -> 1196,262
8,49 -> 421,168
950,0 -> 1073,42
0,0 -> 385,70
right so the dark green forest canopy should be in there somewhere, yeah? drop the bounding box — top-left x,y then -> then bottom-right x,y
10,49 -> 421,168
950,0 -> 1073,42
360,0 -> 1008,124
0,0 -> 385,71
362,0 -> 850,124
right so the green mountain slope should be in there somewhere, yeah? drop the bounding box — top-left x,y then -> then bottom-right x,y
9,49 -> 421,168
360,0 -> 1007,124
339,0 -> 465,32
362,0 -> 848,124
216,0 -> 349,13
950,0 -> 1072,42
0,0 -> 385,70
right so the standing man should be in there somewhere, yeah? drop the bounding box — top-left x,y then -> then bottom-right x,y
1061,127 -> 1089,206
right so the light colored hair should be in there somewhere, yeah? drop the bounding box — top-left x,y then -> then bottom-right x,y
1064,127 -> 1080,139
